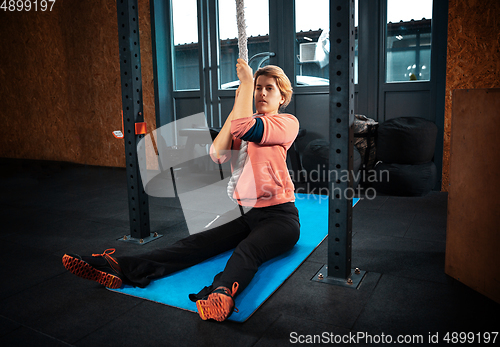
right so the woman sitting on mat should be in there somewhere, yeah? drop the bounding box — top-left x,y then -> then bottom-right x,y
62,59 -> 300,322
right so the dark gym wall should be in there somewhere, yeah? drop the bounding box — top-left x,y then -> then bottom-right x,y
443,0 -> 500,191
0,0 -> 155,167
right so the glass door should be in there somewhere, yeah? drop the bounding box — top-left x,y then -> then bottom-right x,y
168,0 -> 271,128
378,0 -> 434,122
218,0 -> 270,88
385,0 -> 432,83
215,0 -> 270,126
172,0 -> 201,91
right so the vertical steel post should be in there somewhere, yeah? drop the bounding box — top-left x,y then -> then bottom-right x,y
314,0 -> 365,288
328,0 -> 354,280
116,0 -> 151,243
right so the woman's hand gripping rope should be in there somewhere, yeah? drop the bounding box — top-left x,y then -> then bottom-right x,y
236,58 -> 253,85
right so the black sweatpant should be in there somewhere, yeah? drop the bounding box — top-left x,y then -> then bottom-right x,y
116,202 -> 300,299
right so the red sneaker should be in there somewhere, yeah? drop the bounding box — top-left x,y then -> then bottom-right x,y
196,282 -> 239,322
62,249 -> 123,289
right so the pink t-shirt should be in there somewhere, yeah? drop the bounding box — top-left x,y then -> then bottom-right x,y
211,113 -> 299,207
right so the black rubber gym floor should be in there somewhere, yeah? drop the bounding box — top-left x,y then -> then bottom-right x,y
0,158 -> 498,346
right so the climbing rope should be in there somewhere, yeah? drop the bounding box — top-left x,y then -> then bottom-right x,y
235,0 -> 248,62
227,0 -> 249,203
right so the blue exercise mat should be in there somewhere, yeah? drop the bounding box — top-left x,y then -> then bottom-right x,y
110,193 -> 359,322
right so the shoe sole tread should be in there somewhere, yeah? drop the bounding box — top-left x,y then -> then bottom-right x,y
62,254 -> 122,289
196,293 -> 234,322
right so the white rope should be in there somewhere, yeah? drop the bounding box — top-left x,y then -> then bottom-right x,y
226,139 -> 248,202
235,0 -> 248,62
227,0 -> 249,203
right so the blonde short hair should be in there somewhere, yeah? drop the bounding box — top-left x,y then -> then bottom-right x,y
254,65 -> 293,110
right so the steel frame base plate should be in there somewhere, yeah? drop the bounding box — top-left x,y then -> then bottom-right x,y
118,233 -> 163,245
311,264 -> 367,289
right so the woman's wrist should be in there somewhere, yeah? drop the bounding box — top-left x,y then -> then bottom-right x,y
239,79 -> 253,88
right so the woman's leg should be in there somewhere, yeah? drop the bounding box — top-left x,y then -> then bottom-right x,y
117,209 -> 251,287
192,203 -> 299,322
196,202 -> 300,298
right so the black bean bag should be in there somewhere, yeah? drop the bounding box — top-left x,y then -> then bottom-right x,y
371,161 -> 437,197
302,139 -> 361,189
376,117 -> 438,165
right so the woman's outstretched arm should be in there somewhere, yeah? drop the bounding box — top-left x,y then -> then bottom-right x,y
212,59 -> 254,158
231,59 -> 254,120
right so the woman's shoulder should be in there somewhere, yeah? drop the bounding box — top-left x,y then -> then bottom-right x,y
257,113 -> 299,130
276,113 -> 299,124
259,113 -> 297,121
